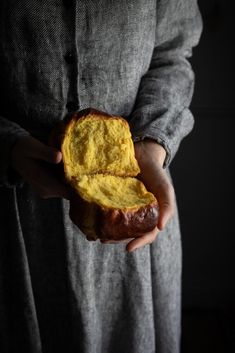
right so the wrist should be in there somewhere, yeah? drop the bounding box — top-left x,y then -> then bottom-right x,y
134,139 -> 166,168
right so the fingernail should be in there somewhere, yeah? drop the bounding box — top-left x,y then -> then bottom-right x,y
158,221 -> 165,230
129,247 -> 137,252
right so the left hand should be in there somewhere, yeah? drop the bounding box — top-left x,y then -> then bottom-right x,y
100,140 -> 175,252
11,135 -> 71,200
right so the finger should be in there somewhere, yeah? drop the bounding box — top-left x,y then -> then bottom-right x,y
38,178 -> 71,199
27,137 -> 63,164
25,161 -> 71,199
158,201 -> 174,230
126,226 -> 159,252
140,164 -> 175,231
156,182 -> 175,230
31,180 -> 71,200
100,238 -> 133,244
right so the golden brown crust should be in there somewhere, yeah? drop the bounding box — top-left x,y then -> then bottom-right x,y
63,107 -> 129,129
69,191 -> 100,241
49,107 -> 118,147
69,190 -> 159,240
99,201 -> 159,239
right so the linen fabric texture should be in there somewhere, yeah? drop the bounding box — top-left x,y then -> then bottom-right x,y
0,1 -> 202,352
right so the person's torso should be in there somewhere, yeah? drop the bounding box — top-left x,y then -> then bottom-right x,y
0,0 -> 156,138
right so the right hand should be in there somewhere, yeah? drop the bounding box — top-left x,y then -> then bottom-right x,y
11,135 -> 71,199
100,140 -> 175,251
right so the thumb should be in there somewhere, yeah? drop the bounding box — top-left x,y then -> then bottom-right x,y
28,137 -> 62,164
157,182 -> 175,230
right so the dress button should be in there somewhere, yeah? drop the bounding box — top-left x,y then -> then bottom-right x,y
66,101 -> 79,112
62,0 -> 73,9
64,52 -> 76,64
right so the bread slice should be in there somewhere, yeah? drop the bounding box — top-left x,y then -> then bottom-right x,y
51,108 -> 159,240
62,113 -> 140,178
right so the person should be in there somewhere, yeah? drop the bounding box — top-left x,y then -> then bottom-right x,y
0,1 -> 202,352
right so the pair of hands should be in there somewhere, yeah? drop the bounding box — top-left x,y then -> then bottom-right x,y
11,135 -> 175,252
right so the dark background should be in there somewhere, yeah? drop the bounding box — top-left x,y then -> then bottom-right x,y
170,0 -> 235,351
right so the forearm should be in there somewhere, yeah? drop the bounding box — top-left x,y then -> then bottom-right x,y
129,0 -> 203,167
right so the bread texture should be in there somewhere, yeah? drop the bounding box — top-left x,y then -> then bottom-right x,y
51,108 -> 159,240
62,113 -> 140,178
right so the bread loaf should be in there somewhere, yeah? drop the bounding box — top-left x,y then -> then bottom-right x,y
51,108 -> 159,240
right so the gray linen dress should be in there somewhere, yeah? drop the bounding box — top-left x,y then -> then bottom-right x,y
0,1 -> 202,352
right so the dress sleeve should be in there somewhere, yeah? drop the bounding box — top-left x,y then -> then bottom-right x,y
128,0 -> 203,167
0,116 -> 30,187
